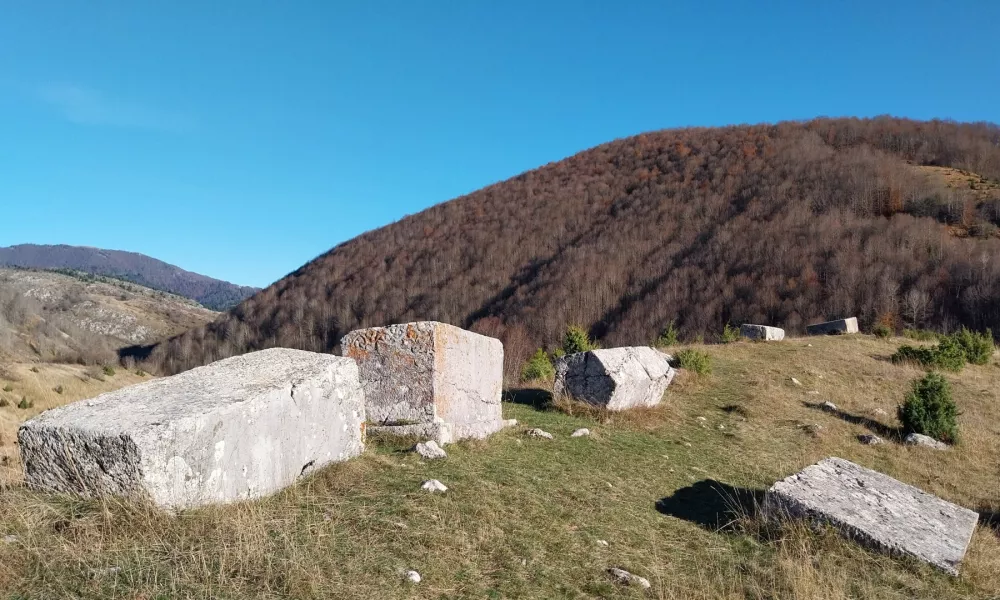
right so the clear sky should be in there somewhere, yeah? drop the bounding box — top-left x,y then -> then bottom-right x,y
1,1 -> 998,287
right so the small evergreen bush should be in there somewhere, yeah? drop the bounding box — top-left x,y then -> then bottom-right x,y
721,323 -> 741,343
951,327 -> 993,365
0,398 -> 8,407
891,335 -> 966,371
903,328 -> 938,341
521,348 -> 555,382
675,349 -> 712,375
135,369 -> 147,377
53,385 -> 63,395
2,385 -> 12,392
873,323 -> 892,339
102,365 -> 116,377
898,372 -> 958,444
562,326 -> 596,355
655,322 -> 680,347
30,367 -> 39,373
17,396 -> 32,410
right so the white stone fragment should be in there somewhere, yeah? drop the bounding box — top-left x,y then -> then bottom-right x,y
904,432 -> 951,450
421,479 -> 447,493
404,570 -> 421,583
570,428 -> 591,437
553,347 -> 675,411
764,457 -> 978,575
858,434 -> 883,445
18,348 -> 366,509
414,440 -> 447,460
526,428 -> 553,440
341,321 -> 510,443
607,567 -> 651,589
740,324 -> 785,341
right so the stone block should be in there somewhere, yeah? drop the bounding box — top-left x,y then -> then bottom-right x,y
341,321 -> 509,443
553,347 -> 675,411
18,348 -> 365,509
740,324 -> 785,341
763,457 -> 978,575
806,317 -> 859,335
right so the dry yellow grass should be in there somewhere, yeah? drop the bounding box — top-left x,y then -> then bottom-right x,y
0,362 -> 147,484
0,335 -> 997,598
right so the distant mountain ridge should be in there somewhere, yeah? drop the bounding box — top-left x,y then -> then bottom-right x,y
0,244 -> 259,310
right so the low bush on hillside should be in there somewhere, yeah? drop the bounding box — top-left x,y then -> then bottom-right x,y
2,384 -> 11,392
951,327 -> 993,365
52,385 -> 63,395
17,396 -> 32,409
898,372 -> 958,444
892,328 -> 993,371
654,321 -> 680,347
721,323 -> 741,343
520,349 -> 555,382
903,328 -> 939,341
873,324 -> 892,339
675,349 -> 711,375
102,365 -> 116,377
0,397 -> 8,407
561,326 -> 596,355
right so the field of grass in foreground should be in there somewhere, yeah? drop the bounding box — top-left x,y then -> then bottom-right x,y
0,335 -> 998,599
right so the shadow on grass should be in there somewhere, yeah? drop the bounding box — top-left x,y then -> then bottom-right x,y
803,401 -> 902,440
503,388 -> 553,410
979,507 -> 1000,535
656,479 -> 766,532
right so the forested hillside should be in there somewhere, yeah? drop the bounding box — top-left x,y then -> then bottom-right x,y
132,117 -> 1000,377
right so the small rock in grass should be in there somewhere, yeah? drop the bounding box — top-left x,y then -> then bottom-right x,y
696,416 -> 707,422
404,570 -> 421,583
414,440 -> 447,460
717,424 -> 725,430
608,567 -> 651,589
806,390 -> 820,395
2,535 -> 18,544
596,539 -> 609,547
526,428 -> 554,440
570,428 -> 590,437
821,401 -> 838,412
420,479 -> 448,493
904,433 -> 950,451
790,377 -> 802,386
858,434 -> 883,445
872,408 -> 888,417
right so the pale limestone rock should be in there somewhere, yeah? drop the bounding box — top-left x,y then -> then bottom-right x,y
421,479 -> 447,493
608,567 -> 651,589
553,347 -> 675,411
740,324 -> 785,341
526,428 -> 553,440
904,432 -> 950,450
414,440 -> 447,460
571,428 -> 591,437
806,317 -> 859,335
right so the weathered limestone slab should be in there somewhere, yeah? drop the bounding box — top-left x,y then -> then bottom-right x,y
341,321 -> 509,443
553,347 -> 675,411
740,324 -> 785,341
763,457 -> 978,575
18,348 -> 365,509
806,317 -> 859,335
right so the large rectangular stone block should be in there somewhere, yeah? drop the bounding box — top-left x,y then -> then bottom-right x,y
806,317 -> 859,335
763,457 -> 978,575
341,321 -> 510,443
740,324 -> 785,341
18,348 -> 365,509
553,347 -> 675,411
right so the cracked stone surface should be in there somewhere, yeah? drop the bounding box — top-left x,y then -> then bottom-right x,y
904,433 -> 951,450
526,428 -> 553,439
553,347 -> 675,411
421,479 -> 447,493
414,440 -> 447,460
607,568 -> 651,589
764,457 -> 978,575
18,348 -> 366,509
342,321 -> 507,443
740,324 -> 785,341
806,317 -> 859,335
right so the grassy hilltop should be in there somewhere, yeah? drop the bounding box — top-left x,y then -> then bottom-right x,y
0,334 -> 997,598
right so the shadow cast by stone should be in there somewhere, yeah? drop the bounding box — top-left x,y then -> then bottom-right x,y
503,388 -> 553,410
803,401 -> 902,440
978,506 -> 1000,535
656,479 -> 766,531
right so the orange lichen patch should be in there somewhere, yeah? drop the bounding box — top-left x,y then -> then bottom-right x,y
405,324 -> 417,340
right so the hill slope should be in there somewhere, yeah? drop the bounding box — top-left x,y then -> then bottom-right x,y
0,268 -> 216,365
137,117 -> 1000,376
0,244 -> 259,310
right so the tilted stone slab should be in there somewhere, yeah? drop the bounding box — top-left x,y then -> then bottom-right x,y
341,321 -> 508,443
18,348 -> 365,509
553,347 -> 675,411
763,457 -> 978,575
806,317 -> 859,335
740,324 -> 785,341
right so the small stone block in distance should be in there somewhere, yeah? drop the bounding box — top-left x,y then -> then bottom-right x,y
806,317 -> 859,335
740,324 -> 785,341
764,457 -> 978,575
341,321 -> 509,443
553,347 -> 675,411
18,348 -> 366,509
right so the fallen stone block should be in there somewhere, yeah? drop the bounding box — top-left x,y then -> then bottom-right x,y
553,347 -> 675,411
764,457 -> 978,575
18,348 -> 366,509
806,317 -> 859,335
740,324 -> 785,341
341,321 -> 510,444
904,432 -> 950,450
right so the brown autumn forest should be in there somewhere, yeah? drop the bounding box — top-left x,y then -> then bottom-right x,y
126,117 -> 1000,380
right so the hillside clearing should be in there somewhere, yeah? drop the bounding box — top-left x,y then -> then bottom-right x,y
0,335 -> 998,598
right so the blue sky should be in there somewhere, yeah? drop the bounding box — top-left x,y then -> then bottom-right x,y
1,1 -> 998,287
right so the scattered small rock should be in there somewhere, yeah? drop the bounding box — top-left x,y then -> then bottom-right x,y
404,570 -> 421,583
607,567 -> 651,589
596,539 -> 609,547
904,433 -> 950,451
526,428 -> 554,440
821,401 -> 838,412
696,416 -> 707,422
322,511 -> 332,522
414,440 -> 447,460
571,428 -> 591,437
2,534 -> 18,544
87,566 -> 121,578
858,434 -> 883,445
806,390 -> 820,395
717,424 -> 725,430
790,377 -> 802,386
872,408 -> 888,417
806,343 -> 813,347
420,479 -> 448,493
800,423 -> 823,436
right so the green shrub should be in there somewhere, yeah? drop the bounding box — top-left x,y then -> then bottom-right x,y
0,398 -> 8,407
655,322 -> 680,348
562,326 -> 596,355
675,349 -> 712,375
898,372 -> 958,444
30,367 -> 39,373
950,327 -> 993,365
891,335 -> 966,372
17,397 -> 32,410
53,385 -> 63,395
102,365 -> 116,377
873,324 -> 892,339
903,328 -> 939,341
521,348 -> 555,382
720,323 -> 741,343
135,369 -> 147,377
2,385 -> 12,392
